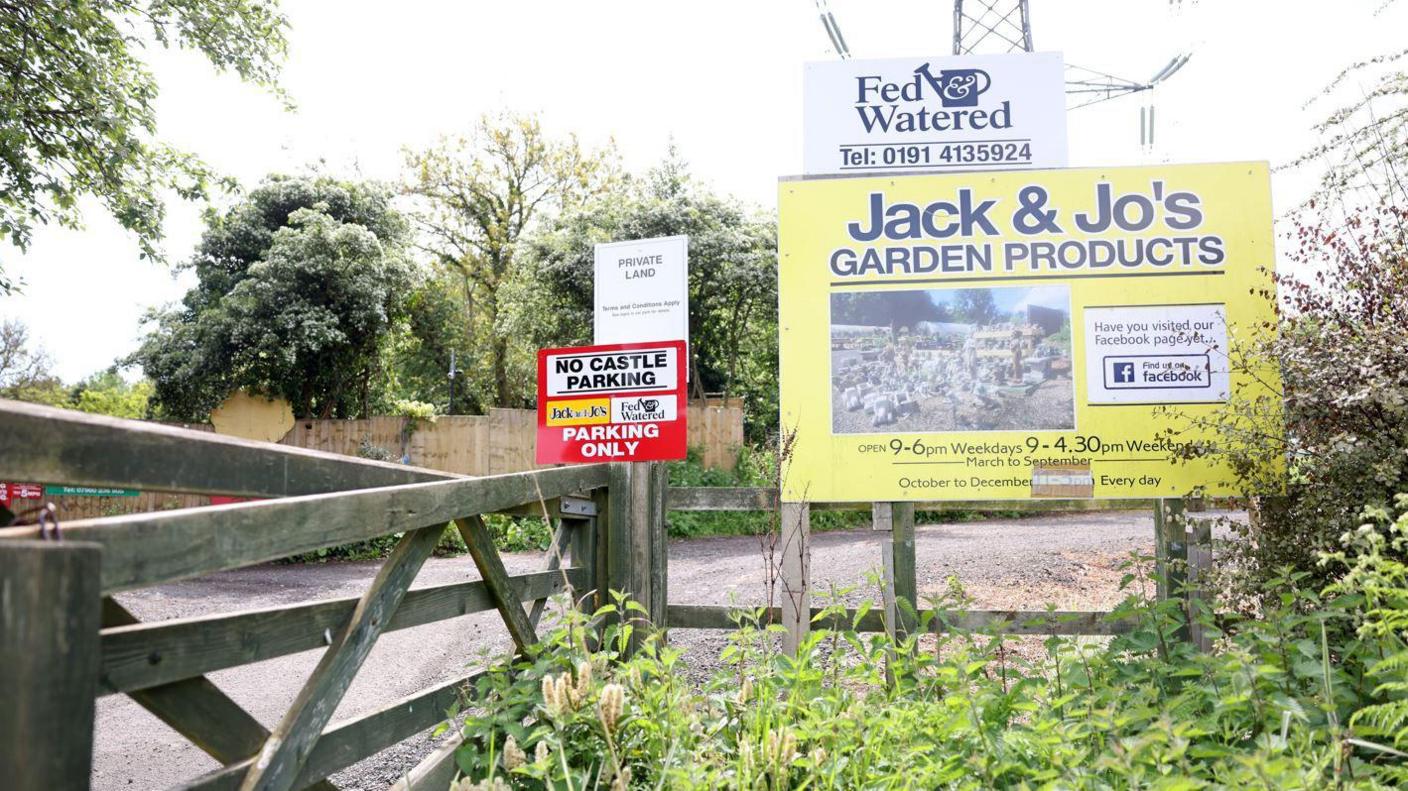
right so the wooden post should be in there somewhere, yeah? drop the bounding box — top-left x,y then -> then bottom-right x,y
874,503 -> 898,642
605,463 -> 634,604
1,540 -> 103,791
590,484 -> 611,615
1154,498 -> 1189,642
779,501 -> 811,657
890,503 -> 917,637
604,462 -> 665,653
874,502 -> 917,638
647,463 -> 668,633
1187,517 -> 1213,652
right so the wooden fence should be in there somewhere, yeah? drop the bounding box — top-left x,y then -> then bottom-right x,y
4,404 -> 743,521
0,398 -> 1208,790
279,405 -> 743,475
660,488 -> 1210,655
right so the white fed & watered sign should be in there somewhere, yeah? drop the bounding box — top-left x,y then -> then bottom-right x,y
803,52 -> 1067,176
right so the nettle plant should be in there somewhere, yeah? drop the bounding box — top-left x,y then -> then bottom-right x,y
447,515 -> 1408,790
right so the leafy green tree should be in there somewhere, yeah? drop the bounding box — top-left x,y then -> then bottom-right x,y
380,273 -> 469,413
2,321 -> 159,417
402,112 -> 619,409
130,175 -> 416,420
70,369 -> 154,419
0,1 -> 289,294
952,289 -> 999,326
831,291 -> 945,339
1170,202 -> 1408,600
512,153 -> 779,439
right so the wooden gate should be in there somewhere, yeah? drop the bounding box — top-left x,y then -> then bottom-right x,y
0,399 -> 1209,790
0,401 -> 621,791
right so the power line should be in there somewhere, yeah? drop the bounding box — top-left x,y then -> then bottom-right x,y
813,0 -> 851,59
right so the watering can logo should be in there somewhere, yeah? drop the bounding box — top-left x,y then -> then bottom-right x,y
914,64 -> 992,108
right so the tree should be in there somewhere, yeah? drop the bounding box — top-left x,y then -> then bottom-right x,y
381,273 -> 473,413
831,291 -> 945,340
1170,202 -> 1408,601
402,112 -> 619,409
1289,2 -> 1407,205
69,369 -> 154,419
130,175 -> 416,420
0,1 -> 289,294
0,319 -> 65,404
1,320 -> 159,416
952,289 -> 999,326
513,153 -> 779,439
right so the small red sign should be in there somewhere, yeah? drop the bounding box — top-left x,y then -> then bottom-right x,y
0,482 -> 44,504
536,340 -> 688,464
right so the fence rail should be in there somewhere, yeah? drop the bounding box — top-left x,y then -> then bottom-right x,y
100,568 -> 585,695
665,485 -> 1154,512
659,486 -> 1198,658
667,604 -> 1136,635
1,400 -> 457,498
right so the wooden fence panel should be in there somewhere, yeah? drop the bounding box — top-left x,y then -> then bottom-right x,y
410,415 -> 490,476
488,408 -> 541,475
276,406 -> 743,477
687,404 -> 744,471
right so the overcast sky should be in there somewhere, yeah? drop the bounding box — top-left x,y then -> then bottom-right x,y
3,0 -> 1404,381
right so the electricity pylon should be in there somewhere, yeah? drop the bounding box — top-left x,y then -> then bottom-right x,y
814,1 -> 1191,111
952,0 -> 1191,111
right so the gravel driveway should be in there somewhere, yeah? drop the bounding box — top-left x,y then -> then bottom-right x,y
94,508 -> 1229,790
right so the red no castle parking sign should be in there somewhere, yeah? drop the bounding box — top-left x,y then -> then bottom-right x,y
536,340 -> 688,464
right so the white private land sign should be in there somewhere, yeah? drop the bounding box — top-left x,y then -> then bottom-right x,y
594,235 -> 689,346
803,52 -> 1067,176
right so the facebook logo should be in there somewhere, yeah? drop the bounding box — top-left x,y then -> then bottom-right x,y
1102,354 -> 1212,392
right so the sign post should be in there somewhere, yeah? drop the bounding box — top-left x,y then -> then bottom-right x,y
777,161 -> 1278,503
803,52 -> 1067,176
536,340 -> 688,465
593,236 -> 689,347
